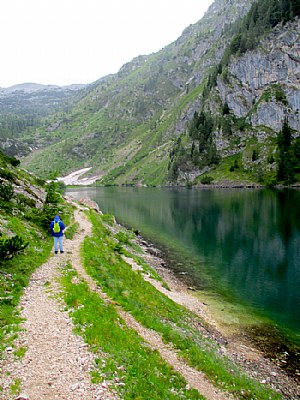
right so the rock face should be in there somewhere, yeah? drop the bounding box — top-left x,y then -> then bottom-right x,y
201,18 -> 300,171
224,19 -> 300,132
171,15 -> 300,184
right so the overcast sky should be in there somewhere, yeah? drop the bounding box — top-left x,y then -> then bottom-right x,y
0,0 -> 214,88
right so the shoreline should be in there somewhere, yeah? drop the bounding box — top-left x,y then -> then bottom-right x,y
58,166 -> 300,189
131,232 -> 300,394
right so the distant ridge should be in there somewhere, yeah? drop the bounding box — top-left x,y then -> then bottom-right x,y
0,82 -> 86,95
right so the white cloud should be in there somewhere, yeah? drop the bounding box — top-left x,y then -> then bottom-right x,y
0,0 -> 213,87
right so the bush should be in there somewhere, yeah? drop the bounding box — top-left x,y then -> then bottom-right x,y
16,193 -> 36,209
230,159 -> 239,172
45,182 -> 61,204
0,168 -> 15,182
0,180 -> 14,201
200,175 -> 214,184
252,149 -> 259,161
0,150 -> 20,167
0,235 -> 29,262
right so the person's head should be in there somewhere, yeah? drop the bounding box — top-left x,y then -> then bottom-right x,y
54,215 -> 60,222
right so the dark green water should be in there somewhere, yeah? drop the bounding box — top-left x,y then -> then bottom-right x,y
67,186 -> 300,340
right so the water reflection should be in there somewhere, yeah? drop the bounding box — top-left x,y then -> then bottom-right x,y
67,187 -> 300,334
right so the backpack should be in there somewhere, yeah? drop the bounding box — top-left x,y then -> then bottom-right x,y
53,221 -> 61,233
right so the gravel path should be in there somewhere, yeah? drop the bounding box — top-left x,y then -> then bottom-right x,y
0,207 -> 119,400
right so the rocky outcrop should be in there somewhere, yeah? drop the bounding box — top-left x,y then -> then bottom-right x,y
218,19 -> 300,133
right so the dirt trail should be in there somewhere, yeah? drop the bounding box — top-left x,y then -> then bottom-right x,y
0,207 -> 118,400
1,204 -> 298,399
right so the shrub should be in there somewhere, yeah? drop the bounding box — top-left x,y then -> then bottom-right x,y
252,149 -> 259,161
0,180 -> 14,201
0,235 -> 29,262
230,159 -> 239,172
200,175 -> 214,184
15,193 -> 36,209
45,182 -> 61,204
0,150 -> 20,167
0,168 -> 15,182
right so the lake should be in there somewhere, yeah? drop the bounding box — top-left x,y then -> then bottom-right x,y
67,186 -> 300,342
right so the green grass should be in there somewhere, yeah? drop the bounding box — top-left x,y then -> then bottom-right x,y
60,263 -> 203,400
65,221 -> 80,240
79,210 -> 282,400
197,153 -> 256,184
9,378 -> 21,396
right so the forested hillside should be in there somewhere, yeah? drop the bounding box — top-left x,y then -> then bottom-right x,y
5,0 -> 300,186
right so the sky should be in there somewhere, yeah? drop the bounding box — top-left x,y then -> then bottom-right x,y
0,0 -> 214,88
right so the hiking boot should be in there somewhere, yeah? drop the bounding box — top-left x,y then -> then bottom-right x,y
55,251 -> 58,254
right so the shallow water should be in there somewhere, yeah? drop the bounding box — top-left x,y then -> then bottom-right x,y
67,186 -> 300,340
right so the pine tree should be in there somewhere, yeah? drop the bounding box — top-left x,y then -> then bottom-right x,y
276,118 -> 295,184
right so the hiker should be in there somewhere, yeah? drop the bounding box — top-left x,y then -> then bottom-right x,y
50,215 -> 66,254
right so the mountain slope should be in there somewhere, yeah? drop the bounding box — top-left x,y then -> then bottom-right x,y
20,0 -> 300,186
19,0 -> 254,183
0,83 -> 87,158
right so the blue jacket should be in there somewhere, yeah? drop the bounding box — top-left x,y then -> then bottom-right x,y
50,219 -> 65,237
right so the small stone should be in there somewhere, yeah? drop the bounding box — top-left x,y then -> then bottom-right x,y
16,394 -> 29,400
70,382 -> 81,391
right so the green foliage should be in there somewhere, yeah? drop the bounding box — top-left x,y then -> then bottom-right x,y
15,193 -> 36,209
64,222 -> 79,240
222,102 -> 230,115
230,159 -> 240,172
0,168 -> 16,182
0,149 -> 20,167
264,172 -> 277,188
0,180 -> 14,201
186,111 -> 220,168
168,104 -> 255,183
24,181 -> 67,231
115,231 -> 133,245
224,0 -> 300,62
168,135 -> 190,181
274,85 -> 288,105
45,181 -> 61,204
200,175 -> 214,184
0,235 -> 29,263
276,118 -> 296,184
252,149 -> 259,161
